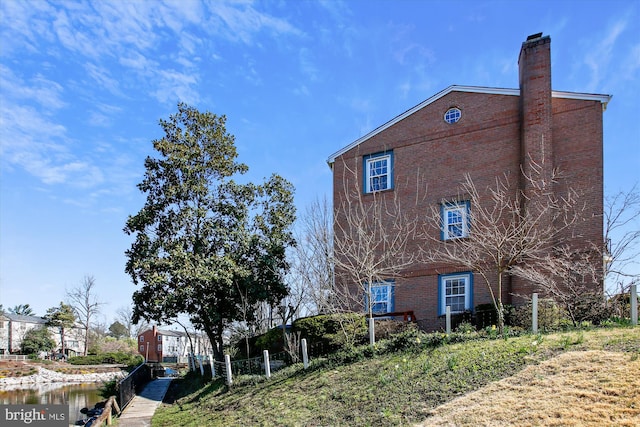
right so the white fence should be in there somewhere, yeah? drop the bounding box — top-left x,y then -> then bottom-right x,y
0,354 -> 29,361
189,286 -> 640,386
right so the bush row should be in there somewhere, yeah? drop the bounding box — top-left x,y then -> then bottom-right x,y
68,352 -> 143,367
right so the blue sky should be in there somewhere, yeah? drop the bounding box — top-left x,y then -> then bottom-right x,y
1,0 -> 638,323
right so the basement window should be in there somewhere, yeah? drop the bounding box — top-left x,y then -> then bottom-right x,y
438,272 -> 473,315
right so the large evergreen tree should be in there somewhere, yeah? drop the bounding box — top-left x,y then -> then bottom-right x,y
124,103 -> 296,360
21,327 -> 55,355
8,304 -> 35,316
44,302 -> 76,356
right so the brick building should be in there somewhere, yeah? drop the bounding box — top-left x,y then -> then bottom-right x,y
138,325 -> 212,363
327,34 -> 611,331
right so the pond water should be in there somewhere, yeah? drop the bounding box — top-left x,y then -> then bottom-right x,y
0,383 -> 103,426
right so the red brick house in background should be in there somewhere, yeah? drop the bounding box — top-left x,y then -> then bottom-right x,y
327,34 -> 611,331
138,325 -> 212,363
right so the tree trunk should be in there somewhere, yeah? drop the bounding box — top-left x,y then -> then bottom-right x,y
367,281 -> 375,346
497,272 -> 505,336
84,325 -> 89,356
60,327 -> 66,356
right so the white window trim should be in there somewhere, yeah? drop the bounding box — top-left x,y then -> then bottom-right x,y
442,201 -> 470,240
444,107 -> 462,124
439,273 -> 472,315
366,281 -> 394,315
365,154 -> 391,193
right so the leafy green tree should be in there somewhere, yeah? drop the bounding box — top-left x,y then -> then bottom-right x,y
20,326 -> 55,355
124,103 -> 296,360
9,304 -> 35,316
108,321 -> 128,339
44,302 -> 76,356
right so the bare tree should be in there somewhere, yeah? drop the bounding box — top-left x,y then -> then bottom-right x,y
276,279 -> 309,361
289,196 -> 334,316
424,155 -> 585,335
517,184 -> 640,325
333,159 -> 421,345
66,275 -> 104,356
511,246 -> 606,326
603,184 -> 640,295
115,305 -> 138,338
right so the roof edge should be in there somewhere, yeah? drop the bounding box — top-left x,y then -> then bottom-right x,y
327,85 -> 612,165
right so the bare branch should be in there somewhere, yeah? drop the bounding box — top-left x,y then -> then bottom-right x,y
332,156 -> 423,344
66,275 -> 105,356
423,152 -> 590,334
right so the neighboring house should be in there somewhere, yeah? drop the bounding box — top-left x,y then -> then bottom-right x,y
61,323 -> 86,357
0,313 -> 86,356
0,314 -> 7,354
138,325 -> 213,363
327,34 -> 610,331
0,313 -> 47,354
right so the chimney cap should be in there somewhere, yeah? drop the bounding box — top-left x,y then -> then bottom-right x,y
526,32 -> 543,41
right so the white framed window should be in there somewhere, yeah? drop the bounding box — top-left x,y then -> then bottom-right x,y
158,335 -> 162,342
444,107 -> 462,124
441,201 -> 470,240
364,152 -> 393,193
157,344 -> 162,352
139,336 -> 144,342
439,273 -> 473,315
365,281 -> 395,315
140,345 -> 144,352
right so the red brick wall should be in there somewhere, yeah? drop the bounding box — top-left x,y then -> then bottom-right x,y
137,326 -> 162,362
332,37 -> 605,331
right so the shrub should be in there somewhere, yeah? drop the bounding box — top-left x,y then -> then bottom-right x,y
293,313 -> 367,353
383,325 -> 424,353
567,292 -> 614,326
98,377 -> 119,399
20,326 -> 55,355
511,298 -> 564,331
374,319 -> 414,340
455,321 -> 475,334
255,327 -> 285,354
68,352 -> 143,367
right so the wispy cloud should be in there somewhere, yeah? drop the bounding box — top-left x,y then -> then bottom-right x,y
621,43 -> 640,80
151,69 -> 200,104
0,0 -> 57,55
0,0 -> 309,203
0,104 -> 106,187
84,63 -> 124,97
52,7 -> 102,60
583,19 -> 626,92
299,47 -> 319,82
207,1 -> 304,44
0,66 -> 66,110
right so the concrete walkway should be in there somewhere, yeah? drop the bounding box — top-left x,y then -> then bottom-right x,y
117,377 -> 173,427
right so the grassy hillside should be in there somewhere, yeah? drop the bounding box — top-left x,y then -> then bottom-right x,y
151,326 -> 640,426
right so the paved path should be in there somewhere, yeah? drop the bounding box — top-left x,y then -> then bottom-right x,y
117,377 -> 172,427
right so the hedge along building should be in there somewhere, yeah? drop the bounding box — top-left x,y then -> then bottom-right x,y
327,33 -> 611,332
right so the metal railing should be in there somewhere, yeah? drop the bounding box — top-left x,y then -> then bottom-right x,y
118,363 -> 152,410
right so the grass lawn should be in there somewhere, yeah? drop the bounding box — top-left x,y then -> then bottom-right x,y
151,326 -> 640,426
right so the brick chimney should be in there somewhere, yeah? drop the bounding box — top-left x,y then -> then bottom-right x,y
519,33 -> 553,194
511,33 -> 555,302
